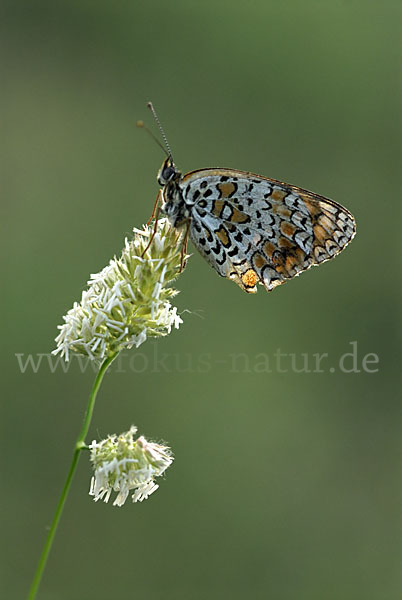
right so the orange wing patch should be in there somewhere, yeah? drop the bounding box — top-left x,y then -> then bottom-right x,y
313,224 -> 328,244
263,241 -> 276,258
271,188 -> 287,202
211,200 -> 225,218
230,208 -> 250,224
317,214 -> 335,232
302,196 -> 321,217
217,182 -> 236,198
253,253 -> 266,269
278,237 -> 295,251
280,221 -> 297,238
216,226 -> 230,247
272,205 -> 291,219
285,254 -> 300,272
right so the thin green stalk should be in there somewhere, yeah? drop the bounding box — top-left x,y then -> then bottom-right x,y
28,352 -> 118,600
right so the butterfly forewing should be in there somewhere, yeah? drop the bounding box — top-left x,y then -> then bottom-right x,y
179,168 -> 356,293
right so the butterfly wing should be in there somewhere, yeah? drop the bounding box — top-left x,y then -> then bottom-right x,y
180,168 -> 356,293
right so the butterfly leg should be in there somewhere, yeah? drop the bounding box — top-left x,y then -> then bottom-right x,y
141,192 -> 162,258
146,190 -> 162,226
180,221 -> 190,272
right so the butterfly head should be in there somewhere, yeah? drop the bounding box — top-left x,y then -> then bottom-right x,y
157,156 -> 189,227
157,156 -> 181,187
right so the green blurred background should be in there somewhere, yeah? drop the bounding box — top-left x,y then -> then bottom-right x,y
2,1 -> 401,598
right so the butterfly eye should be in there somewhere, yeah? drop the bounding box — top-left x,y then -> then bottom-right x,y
157,161 -> 178,186
162,166 -> 175,181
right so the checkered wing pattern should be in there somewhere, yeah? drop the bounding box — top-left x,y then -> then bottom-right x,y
181,169 -> 356,293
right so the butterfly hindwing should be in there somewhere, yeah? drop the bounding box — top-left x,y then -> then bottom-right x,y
181,168 -> 356,293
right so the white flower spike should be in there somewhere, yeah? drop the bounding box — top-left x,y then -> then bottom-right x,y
53,218 -> 188,361
89,426 -> 173,506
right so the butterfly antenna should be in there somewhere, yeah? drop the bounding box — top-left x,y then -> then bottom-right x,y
147,101 -> 173,159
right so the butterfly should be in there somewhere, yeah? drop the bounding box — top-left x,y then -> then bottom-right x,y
140,103 -> 356,294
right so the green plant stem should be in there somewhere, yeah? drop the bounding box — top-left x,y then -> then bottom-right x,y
28,352 -> 118,600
